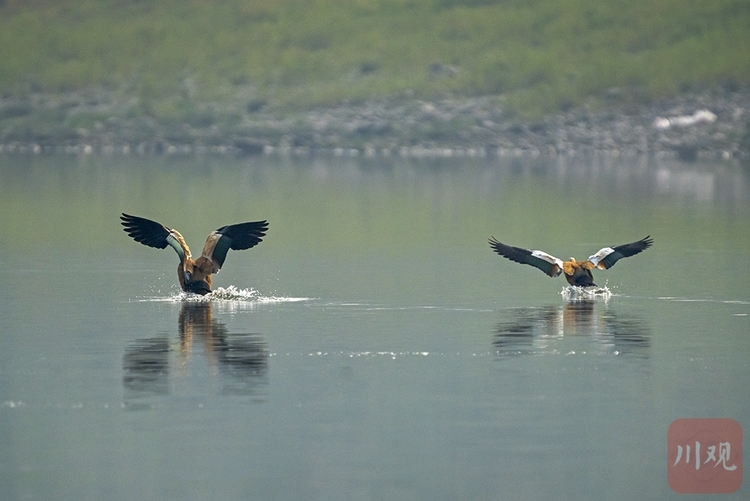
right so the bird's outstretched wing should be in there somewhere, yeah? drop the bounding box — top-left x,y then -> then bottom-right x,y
201,220 -> 269,273
587,236 -> 653,270
120,213 -> 188,261
489,237 -> 563,278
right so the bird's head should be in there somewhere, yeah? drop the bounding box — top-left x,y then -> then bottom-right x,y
183,261 -> 195,284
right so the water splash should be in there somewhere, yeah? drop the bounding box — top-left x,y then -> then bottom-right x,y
561,285 -> 612,302
206,286 -> 263,301
209,286 -> 309,305
139,285 -> 310,307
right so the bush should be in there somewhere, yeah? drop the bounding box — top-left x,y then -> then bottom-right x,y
0,0 -> 748,117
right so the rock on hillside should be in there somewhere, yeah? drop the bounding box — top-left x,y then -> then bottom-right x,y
1,87 -> 749,160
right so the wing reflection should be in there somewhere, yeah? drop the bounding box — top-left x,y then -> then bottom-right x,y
123,337 -> 170,397
178,302 -> 269,396
123,302 -> 269,403
493,302 -> 650,358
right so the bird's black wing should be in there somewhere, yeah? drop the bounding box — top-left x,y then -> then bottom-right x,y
120,213 -> 188,261
120,213 -> 171,249
589,236 -> 653,270
209,220 -> 269,270
489,237 -> 562,278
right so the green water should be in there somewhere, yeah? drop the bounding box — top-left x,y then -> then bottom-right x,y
0,154 -> 748,500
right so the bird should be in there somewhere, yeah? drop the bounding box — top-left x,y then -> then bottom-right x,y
121,213 -> 268,295
488,236 -> 653,287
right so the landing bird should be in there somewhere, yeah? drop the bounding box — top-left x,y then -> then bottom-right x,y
121,213 -> 268,295
488,236 -> 653,287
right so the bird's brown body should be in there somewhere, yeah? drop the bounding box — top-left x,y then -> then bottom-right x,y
172,229 -> 222,294
561,258 -> 597,287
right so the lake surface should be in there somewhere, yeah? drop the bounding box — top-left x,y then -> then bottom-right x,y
1,153 -> 748,500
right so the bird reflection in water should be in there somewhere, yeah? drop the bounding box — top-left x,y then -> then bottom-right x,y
122,337 -> 170,398
123,301 -> 269,405
493,301 -> 650,358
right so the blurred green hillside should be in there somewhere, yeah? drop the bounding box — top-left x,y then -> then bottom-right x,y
1,0 -> 749,117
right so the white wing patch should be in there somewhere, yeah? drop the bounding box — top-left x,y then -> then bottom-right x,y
588,247 -> 614,268
166,230 -> 190,261
200,232 -> 223,273
531,250 -> 564,276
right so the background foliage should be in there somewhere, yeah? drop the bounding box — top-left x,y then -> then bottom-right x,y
1,0 -> 749,116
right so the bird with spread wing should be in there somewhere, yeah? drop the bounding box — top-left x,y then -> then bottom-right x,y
121,213 -> 268,295
488,236 -> 653,287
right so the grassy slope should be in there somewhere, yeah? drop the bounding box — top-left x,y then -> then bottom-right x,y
1,0 -> 749,117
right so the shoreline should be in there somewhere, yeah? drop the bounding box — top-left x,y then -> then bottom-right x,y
1,88 -> 749,161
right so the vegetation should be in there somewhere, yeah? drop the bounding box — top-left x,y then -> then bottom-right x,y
1,0 -> 749,117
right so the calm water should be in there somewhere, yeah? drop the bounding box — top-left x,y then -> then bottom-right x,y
0,154 -> 748,500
